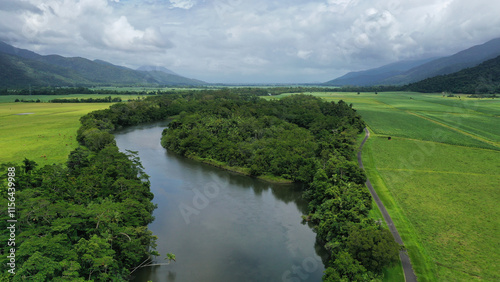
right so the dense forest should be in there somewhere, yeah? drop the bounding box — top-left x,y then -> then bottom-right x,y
2,90 -> 400,281
0,150 -> 157,281
161,94 -> 365,182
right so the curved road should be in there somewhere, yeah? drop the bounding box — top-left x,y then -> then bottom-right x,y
357,128 -> 418,282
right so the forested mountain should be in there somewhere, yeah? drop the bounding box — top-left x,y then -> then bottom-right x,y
0,53 -> 92,87
324,58 -> 436,86
0,41 -> 206,87
407,55 -> 500,94
384,37 -> 500,85
325,37 -> 500,86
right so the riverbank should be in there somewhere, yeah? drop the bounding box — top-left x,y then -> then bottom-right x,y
185,154 -> 295,184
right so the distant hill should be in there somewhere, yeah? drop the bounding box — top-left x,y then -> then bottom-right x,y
137,65 -> 178,75
324,58 -> 436,86
407,55 -> 500,94
383,38 -> 500,85
0,41 -> 206,87
0,53 -> 92,87
0,41 -> 41,60
325,37 -> 500,86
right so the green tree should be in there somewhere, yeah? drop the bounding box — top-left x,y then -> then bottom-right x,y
76,235 -> 118,281
81,128 -> 116,152
22,158 -> 37,173
323,251 -> 375,281
67,147 -> 90,174
346,225 -> 400,273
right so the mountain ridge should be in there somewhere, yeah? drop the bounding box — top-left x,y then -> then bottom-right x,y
407,55 -> 500,94
382,37 -> 500,85
325,37 -> 500,86
325,58 -> 437,86
0,41 -> 206,87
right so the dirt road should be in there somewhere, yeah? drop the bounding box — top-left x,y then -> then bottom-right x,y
357,127 -> 418,282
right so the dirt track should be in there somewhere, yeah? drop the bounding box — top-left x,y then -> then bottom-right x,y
357,127 -> 418,282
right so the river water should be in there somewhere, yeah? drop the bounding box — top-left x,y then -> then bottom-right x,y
114,121 -> 326,282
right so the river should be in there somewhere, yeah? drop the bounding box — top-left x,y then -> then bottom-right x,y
114,121 -> 326,282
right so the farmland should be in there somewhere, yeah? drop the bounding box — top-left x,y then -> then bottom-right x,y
270,92 -> 499,281
0,102 -> 113,165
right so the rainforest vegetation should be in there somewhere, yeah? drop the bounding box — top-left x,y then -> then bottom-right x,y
2,90 -> 400,281
160,92 -> 400,280
0,148 -> 157,281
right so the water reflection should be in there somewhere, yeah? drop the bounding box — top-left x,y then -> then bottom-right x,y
114,121 -> 326,282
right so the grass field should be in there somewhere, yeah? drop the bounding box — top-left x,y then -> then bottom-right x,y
0,102 -> 113,166
270,92 -> 500,281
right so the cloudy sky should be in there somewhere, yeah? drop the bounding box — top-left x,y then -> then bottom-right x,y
1,0 -> 499,83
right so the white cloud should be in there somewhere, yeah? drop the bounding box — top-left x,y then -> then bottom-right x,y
11,0 -> 173,54
170,0 -> 196,10
104,16 -> 143,49
1,0 -> 500,83
297,50 -> 313,60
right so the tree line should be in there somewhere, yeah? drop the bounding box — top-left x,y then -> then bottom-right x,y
0,87 -> 164,96
50,97 -> 122,103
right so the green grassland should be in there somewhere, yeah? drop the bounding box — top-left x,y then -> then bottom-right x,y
0,102 -> 113,166
274,92 -> 499,281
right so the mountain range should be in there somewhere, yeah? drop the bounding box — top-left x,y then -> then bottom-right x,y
407,54 -> 500,94
325,37 -> 500,86
0,41 -> 206,88
2,38 -> 500,89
